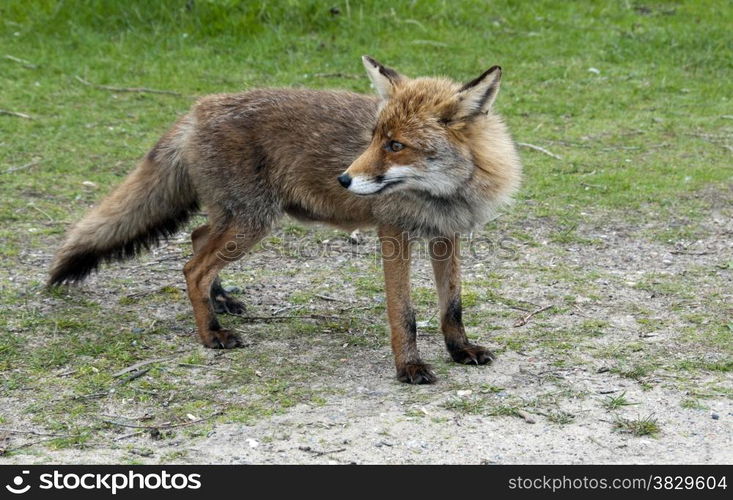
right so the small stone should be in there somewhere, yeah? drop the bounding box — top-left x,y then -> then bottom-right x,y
406,440 -> 429,450
711,413 -> 719,420
348,229 -> 362,245
131,448 -> 153,457
224,285 -> 241,293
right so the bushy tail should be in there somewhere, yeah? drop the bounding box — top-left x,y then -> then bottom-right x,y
49,122 -> 198,285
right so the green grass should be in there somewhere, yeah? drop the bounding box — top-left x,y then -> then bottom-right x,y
547,411 -> 575,425
613,364 -> 656,382
1,0 -> 731,225
1,0 -> 732,457
603,392 -> 638,411
442,396 -> 487,415
613,414 -> 661,437
680,398 -> 707,410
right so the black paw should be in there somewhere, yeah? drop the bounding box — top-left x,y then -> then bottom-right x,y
397,362 -> 437,384
202,329 -> 243,349
448,343 -> 495,365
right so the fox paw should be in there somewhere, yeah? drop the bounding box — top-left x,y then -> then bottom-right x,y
397,362 -> 437,384
202,329 -> 243,349
212,294 -> 246,315
448,343 -> 495,365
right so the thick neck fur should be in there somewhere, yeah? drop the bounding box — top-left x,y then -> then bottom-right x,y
371,112 -> 521,238
352,76 -> 521,237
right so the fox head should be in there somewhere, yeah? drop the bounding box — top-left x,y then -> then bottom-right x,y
338,55 -> 505,197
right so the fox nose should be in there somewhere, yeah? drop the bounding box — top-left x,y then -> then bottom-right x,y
337,173 -> 352,188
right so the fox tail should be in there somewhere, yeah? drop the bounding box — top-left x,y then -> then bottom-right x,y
48,118 -> 198,285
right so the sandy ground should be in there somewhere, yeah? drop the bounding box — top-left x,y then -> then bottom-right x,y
2,193 -> 732,464
5,355 -> 731,464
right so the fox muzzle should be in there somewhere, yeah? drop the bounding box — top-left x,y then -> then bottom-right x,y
337,173 -> 352,188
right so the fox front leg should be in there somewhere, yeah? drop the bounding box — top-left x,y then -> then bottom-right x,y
429,234 -> 494,365
379,225 -> 436,384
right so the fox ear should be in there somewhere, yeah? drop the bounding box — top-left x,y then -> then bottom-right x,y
455,65 -> 502,119
362,55 -> 402,100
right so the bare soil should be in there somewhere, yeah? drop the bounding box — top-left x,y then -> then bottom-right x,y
2,197 -> 731,464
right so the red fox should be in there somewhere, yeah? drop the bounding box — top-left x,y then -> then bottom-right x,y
49,56 -> 521,384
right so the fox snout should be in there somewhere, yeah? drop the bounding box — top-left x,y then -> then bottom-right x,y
337,169 -> 406,196
337,173 -> 352,188
338,148 -> 412,195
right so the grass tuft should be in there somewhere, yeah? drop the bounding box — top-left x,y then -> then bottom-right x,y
603,392 -> 639,411
613,414 -> 661,437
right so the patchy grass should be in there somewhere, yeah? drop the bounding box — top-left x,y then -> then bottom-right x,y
442,396 -> 487,415
547,411 -> 575,425
603,392 -> 638,411
613,364 -> 657,382
680,398 -> 707,411
613,414 -> 662,438
0,0 -> 731,462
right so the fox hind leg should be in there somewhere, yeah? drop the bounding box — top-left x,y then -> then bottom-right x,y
191,224 -> 246,315
184,224 -> 266,348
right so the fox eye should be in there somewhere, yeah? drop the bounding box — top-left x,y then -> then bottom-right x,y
386,140 -> 404,152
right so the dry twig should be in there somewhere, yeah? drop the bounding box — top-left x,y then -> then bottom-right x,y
0,109 -> 33,119
516,410 -> 536,424
580,182 -> 607,191
102,411 -> 223,430
312,72 -> 361,79
113,357 -> 172,377
28,204 -> 54,222
239,314 -> 341,322
517,142 -> 562,160
114,430 -> 147,441
117,367 -> 151,384
74,75 -> 182,96
298,446 -> 347,457
3,54 -> 38,69
178,363 -> 236,373
513,304 -> 553,327
5,161 -> 39,174
315,294 -> 346,302
0,428 -> 66,437
670,250 -> 712,256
